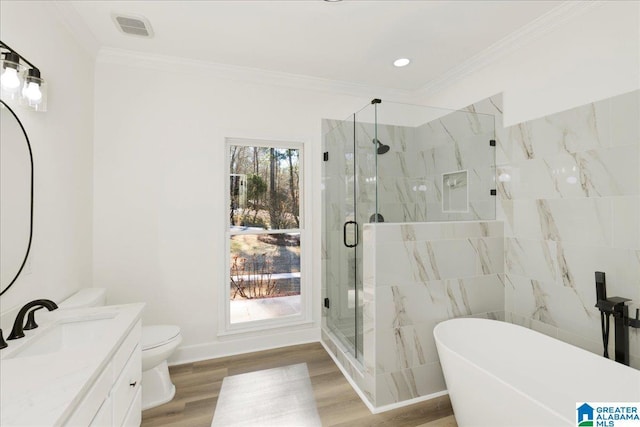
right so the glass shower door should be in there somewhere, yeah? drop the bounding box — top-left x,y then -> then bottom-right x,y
324,115 -> 361,358
323,101 -> 379,361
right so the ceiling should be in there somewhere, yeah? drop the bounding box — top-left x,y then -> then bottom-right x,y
62,0 -> 564,92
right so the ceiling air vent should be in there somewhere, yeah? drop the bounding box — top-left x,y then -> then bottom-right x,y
112,14 -> 154,38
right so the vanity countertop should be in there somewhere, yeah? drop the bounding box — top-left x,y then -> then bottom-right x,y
0,303 -> 145,426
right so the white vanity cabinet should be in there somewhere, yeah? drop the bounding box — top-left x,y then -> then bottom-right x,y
65,321 -> 143,427
0,304 -> 145,427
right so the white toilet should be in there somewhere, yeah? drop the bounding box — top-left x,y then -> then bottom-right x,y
59,288 -> 183,410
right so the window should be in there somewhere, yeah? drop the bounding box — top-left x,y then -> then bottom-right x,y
224,139 -> 306,331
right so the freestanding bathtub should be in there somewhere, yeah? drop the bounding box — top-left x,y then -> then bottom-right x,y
434,318 -> 640,427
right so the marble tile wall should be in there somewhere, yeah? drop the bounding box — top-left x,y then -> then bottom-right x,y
498,89 -> 640,369
321,98 -> 504,411
369,108 -> 496,223
323,103 -> 497,227
366,221 -> 505,407
411,110 -> 496,221
321,90 -> 639,414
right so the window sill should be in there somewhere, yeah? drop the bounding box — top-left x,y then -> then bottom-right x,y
218,318 -> 315,338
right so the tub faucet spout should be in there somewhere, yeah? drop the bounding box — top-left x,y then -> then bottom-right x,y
629,309 -> 640,329
594,272 -> 638,366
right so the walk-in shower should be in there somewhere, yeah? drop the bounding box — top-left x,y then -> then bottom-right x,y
321,97 -> 498,408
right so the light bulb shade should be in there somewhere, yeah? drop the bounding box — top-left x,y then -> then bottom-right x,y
23,81 -> 42,101
19,69 -> 47,111
0,54 -> 26,99
2,68 -> 20,89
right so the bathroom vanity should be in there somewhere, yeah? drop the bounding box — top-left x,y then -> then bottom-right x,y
0,303 -> 145,426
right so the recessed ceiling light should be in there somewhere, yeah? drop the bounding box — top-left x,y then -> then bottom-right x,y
393,58 -> 411,67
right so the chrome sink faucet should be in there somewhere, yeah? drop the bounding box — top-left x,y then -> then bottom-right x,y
7,299 -> 58,341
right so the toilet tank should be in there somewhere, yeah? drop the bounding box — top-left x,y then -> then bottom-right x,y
59,288 -> 107,309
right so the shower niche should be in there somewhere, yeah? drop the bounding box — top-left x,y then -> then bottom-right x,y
442,170 -> 468,213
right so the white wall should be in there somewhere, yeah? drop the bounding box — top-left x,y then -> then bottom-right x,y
0,2 -> 94,329
89,1 -> 640,364
4,0 -> 637,362
415,1 -> 640,125
409,0 -> 640,369
93,51 -> 371,362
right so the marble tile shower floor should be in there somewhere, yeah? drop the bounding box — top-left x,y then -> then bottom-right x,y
230,295 -> 301,323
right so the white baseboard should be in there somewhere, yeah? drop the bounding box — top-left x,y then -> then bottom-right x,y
168,327 -> 321,366
373,390 -> 449,414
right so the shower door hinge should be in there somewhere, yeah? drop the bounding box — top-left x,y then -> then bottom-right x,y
489,139 -> 496,146
323,152 -> 329,162
490,189 -> 497,196
324,298 -> 330,309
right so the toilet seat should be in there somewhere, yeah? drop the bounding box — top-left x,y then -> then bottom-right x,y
142,325 -> 181,351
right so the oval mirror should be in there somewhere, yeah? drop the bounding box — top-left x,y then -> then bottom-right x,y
0,100 -> 34,295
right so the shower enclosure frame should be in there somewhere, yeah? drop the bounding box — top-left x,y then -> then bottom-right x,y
321,96 -> 498,410
322,99 -> 383,362
322,97 -> 496,361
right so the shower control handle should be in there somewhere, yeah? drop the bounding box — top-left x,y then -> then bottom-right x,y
343,221 -> 358,248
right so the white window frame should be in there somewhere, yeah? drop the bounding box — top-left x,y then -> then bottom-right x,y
220,137 -> 311,335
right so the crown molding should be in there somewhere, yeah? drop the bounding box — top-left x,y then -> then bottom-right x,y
48,1 -> 100,58
97,47 -> 415,102
417,0 -> 600,98
51,0 -> 601,103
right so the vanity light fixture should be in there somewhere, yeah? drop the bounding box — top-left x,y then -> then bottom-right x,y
393,58 -> 411,67
1,51 -> 25,96
0,41 -> 47,112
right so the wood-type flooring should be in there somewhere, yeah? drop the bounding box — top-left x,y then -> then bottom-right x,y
141,342 -> 457,427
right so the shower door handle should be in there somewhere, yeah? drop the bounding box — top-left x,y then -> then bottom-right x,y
343,221 -> 358,248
